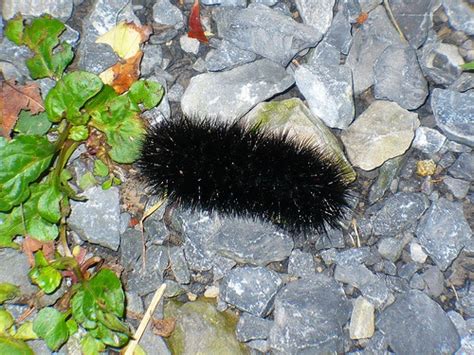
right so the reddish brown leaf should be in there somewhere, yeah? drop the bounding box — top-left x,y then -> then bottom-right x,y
1,80 -> 44,138
152,317 -> 176,337
356,12 -> 369,24
188,0 -> 208,43
22,237 -> 54,266
99,51 -> 143,94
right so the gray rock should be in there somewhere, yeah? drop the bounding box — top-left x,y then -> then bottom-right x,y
412,127 -> 447,155
169,247 -> 191,285
295,0 -> 335,35
252,0 -> 278,5
2,0 -> 74,20
201,0 -> 247,5
295,62 -> 354,129
448,141 -> 472,153
37,78 -> 56,100
141,44 -> 163,77
288,250 -> 315,278
442,0 -> 474,35
335,263 -> 391,307
0,38 -> 32,80
247,339 -> 270,353
215,3 -> 322,66
416,197 -> 472,271
125,291 -> 144,315
77,0 -> 139,73
341,101 -> 420,171
389,0 -> 435,48
369,155 -> 405,204
181,59 -> 294,121
205,40 -> 257,72
398,262 -> 421,280
372,192 -> 429,236
377,290 -> 461,354
69,186 -> 121,250
0,248 -> 37,297
325,10 -> 352,55
450,72 -> 474,92
212,218 -> 294,266
419,43 -> 465,85
422,265 -> 445,298
449,152 -> 474,181
374,44 -> 428,110
120,228 -> 143,270
314,227 -> 345,250
153,0 -> 184,29
409,273 -> 426,290
139,325 -> 171,355
359,0 -> 382,13
179,35 -> 200,54
167,83 -> 185,102
269,274 -> 352,353
377,237 -> 405,262
236,312 -> 273,342
346,5 -> 402,94
335,246 -> 377,266
220,266 -> 282,317
410,242 -> 429,263
443,176 -> 470,199
126,245 -> 168,296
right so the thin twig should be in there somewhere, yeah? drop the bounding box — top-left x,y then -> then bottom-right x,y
383,0 -> 407,42
124,283 -> 167,355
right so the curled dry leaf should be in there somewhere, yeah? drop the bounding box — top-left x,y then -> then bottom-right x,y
1,80 -> 44,138
356,12 -> 369,24
152,317 -> 176,338
188,0 -> 208,43
99,51 -> 144,94
96,22 -> 152,60
22,236 -> 54,266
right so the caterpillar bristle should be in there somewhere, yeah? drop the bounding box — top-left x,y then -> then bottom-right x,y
137,115 -> 351,234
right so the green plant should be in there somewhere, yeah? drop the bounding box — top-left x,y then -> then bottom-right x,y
1,14 -> 164,353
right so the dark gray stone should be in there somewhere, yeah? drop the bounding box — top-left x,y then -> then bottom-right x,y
0,38 -> 32,80
369,155 -> 405,204
390,0 -> 435,48
212,218 -> 294,266
201,0 -> 247,5
443,176 -> 470,199
422,265 -> 445,298
325,10 -> 352,54
432,89 -> 474,147
295,62 -> 354,129
335,247 -> 377,266
377,290 -> 461,354
372,192 -> 429,237
412,127 -> 447,154
419,43 -> 465,86
69,186 -> 121,250
314,227 -> 345,250
377,237 -> 405,262
205,40 -> 257,72
449,153 -> 474,181
169,247 -> 191,285
0,248 -> 37,297
215,3 -> 322,66
295,0 -> 335,35
2,0 -> 74,20
442,0 -> 474,35
220,266 -> 282,317
458,284 -> 474,318
450,72 -> 474,92
236,312 -> 273,342
398,262 -> 421,280
359,0 -> 382,13
126,245 -> 168,296
181,59 -> 294,121
409,273 -> 426,290
374,44 -> 428,110
141,44 -> 163,77
346,6 -> 402,94
269,274 -> 352,353
120,228 -> 143,270
153,0 -> 184,29
288,250 -> 315,278
416,197 -> 472,271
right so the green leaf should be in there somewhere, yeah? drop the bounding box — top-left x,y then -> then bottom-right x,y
14,111 -> 52,136
29,265 -> 62,294
33,307 -> 69,350
101,179 -> 113,190
83,85 -> 117,113
0,336 -> 34,355
65,318 -> 78,336
89,269 -> 125,317
34,250 -> 49,267
45,71 -> 103,124
0,181 -> 62,246
461,61 -> 474,71
4,16 -> 24,45
14,322 -> 38,341
68,125 -> 89,141
78,172 -> 97,191
21,15 -> 73,79
0,284 -> 20,304
0,309 -> 14,334
93,160 -> 109,177
128,80 -> 164,111
80,333 -> 105,355
89,322 -> 128,347
99,312 -> 129,334
0,135 -> 56,212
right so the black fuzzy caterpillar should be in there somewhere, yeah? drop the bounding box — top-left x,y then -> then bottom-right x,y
137,115 -> 351,234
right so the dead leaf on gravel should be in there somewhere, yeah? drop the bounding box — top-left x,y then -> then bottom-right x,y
96,22 -> 152,60
152,317 -> 176,338
99,51 -> 143,94
22,237 -> 54,266
1,80 -> 44,138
